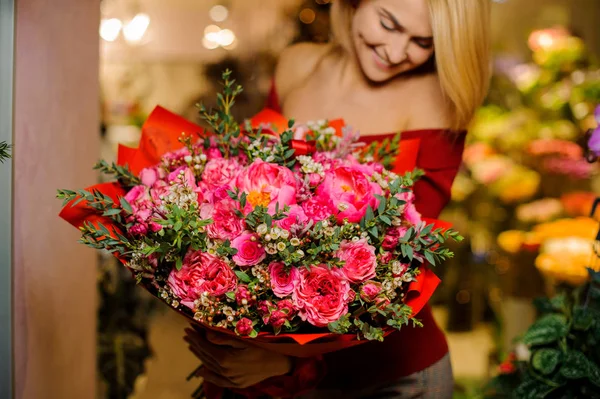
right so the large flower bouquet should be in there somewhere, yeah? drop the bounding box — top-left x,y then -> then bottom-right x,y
58,72 -> 459,392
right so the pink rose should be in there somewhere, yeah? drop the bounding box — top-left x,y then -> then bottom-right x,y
301,196 -> 332,223
395,192 -> 422,226
167,250 -> 237,310
199,158 -> 242,195
206,147 -> 223,160
236,159 -> 297,213
235,317 -> 254,336
124,185 -> 151,214
335,238 -> 377,284
129,223 -> 148,236
235,285 -> 255,306
292,265 -> 351,327
200,201 -> 246,241
231,232 -> 266,267
149,180 -> 170,203
276,205 -> 308,232
308,173 -> 322,187
360,281 -> 382,302
259,299 -> 297,328
269,262 -> 299,298
168,166 -> 196,189
163,147 -> 191,164
277,299 -> 296,315
379,251 -> 393,264
139,166 -> 162,187
316,166 -> 383,224
258,300 -> 275,324
382,226 -> 408,250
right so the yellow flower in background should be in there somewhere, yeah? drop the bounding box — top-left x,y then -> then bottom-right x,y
531,217 -> 598,242
491,166 -> 541,204
497,230 -> 527,254
535,237 -> 597,286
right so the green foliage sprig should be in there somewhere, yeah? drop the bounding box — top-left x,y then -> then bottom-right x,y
0,141 -> 11,163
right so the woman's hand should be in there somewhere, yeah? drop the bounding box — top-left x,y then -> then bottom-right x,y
184,325 -> 293,389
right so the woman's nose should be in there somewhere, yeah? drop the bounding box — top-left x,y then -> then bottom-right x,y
385,35 -> 409,65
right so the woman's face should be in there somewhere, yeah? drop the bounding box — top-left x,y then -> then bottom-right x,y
351,0 -> 435,82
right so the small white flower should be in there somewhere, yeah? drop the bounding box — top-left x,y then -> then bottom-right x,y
337,203 -> 349,212
184,155 -> 193,163
276,242 -> 287,252
352,236 -> 360,242
271,228 -> 281,239
199,154 -> 207,162
256,224 -> 268,235
280,230 -> 290,239
266,247 -> 278,255
296,249 -> 305,258
321,220 -> 329,228
264,234 -> 272,242
290,238 -> 301,246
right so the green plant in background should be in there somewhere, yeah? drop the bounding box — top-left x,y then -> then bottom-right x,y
0,141 -> 11,163
485,268 -> 600,398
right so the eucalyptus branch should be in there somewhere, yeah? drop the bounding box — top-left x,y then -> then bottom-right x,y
94,160 -> 141,187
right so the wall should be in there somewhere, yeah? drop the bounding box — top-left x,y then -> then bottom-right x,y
13,0 -> 100,398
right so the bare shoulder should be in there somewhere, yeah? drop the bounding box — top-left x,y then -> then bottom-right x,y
403,73 -> 452,130
274,42 -> 331,101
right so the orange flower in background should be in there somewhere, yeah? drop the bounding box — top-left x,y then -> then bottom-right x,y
560,192 -> 597,218
527,138 -> 583,159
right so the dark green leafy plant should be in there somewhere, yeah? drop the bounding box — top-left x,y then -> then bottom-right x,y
0,141 -> 11,163
485,268 -> 600,398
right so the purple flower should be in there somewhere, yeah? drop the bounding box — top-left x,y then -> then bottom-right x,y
589,105 -> 600,156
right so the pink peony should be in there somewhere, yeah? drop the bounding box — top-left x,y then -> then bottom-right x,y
199,158 -> 242,196
167,250 -> 237,310
276,205 -> 308,231
360,281 -> 382,302
302,196 -> 333,223
200,200 -> 246,241
268,262 -> 299,298
235,318 -> 254,336
231,232 -> 266,267
235,159 -> 297,213
335,238 -> 377,284
316,166 -> 382,224
292,265 -> 351,327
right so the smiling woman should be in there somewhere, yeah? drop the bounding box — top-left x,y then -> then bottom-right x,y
331,0 -> 491,131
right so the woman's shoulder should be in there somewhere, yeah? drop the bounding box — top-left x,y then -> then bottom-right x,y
274,42 -> 332,101
401,73 -> 453,131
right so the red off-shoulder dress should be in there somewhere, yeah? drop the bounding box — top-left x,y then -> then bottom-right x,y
224,85 -> 466,399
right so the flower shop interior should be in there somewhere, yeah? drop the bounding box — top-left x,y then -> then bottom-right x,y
2,0 -> 600,398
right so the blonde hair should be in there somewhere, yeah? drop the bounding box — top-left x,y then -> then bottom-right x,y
330,0 -> 491,130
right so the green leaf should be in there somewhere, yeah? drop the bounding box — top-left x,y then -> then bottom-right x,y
173,221 -> 183,232
365,205 -> 375,223
248,329 -> 258,338
102,208 -> 122,217
532,348 -> 561,375
235,270 -> 252,283
424,251 -> 436,266
513,377 -> 559,399
379,215 -> 392,226
560,350 -> 589,380
225,292 -> 236,300
120,197 -> 133,214
176,257 -> 183,271
376,195 -> 387,215
573,306 -> 594,331
523,314 -> 569,346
